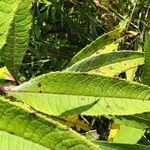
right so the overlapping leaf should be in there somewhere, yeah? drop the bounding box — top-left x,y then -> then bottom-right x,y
109,125 -> 144,144
0,96 -> 99,150
50,115 -> 91,132
0,0 -> 32,76
66,51 -> 144,76
68,28 -> 125,66
9,72 -> 150,116
114,113 -> 150,129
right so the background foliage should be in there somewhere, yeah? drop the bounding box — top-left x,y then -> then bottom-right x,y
19,0 -> 149,80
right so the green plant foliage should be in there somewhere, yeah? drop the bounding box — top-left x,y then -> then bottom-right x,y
0,0 -> 32,76
0,0 -> 150,148
68,28 -> 125,66
9,72 -> 150,116
0,131 -> 49,150
90,58 -> 143,78
113,113 -> 150,129
67,51 -> 144,72
96,141 -> 150,150
0,96 -> 99,150
111,125 -> 145,144
0,0 -> 19,50
143,31 -> 150,85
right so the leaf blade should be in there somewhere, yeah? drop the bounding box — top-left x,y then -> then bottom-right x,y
143,31 -> 150,85
1,0 -> 32,76
67,51 -> 144,73
0,0 -> 20,50
9,72 -> 150,116
0,96 -> 99,150
68,28 -> 125,66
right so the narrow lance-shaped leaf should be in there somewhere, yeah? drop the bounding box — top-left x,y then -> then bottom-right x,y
9,72 -> 150,116
0,0 -> 20,49
0,0 -> 32,76
68,28 -> 126,66
0,96 -> 99,150
143,31 -> 150,85
66,51 -> 144,73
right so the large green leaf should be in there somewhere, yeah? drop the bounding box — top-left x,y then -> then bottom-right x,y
9,72 -> 150,116
66,51 -> 144,73
68,28 -> 125,66
0,0 -> 32,76
0,96 -> 99,150
0,0 -> 20,50
143,31 -> 150,85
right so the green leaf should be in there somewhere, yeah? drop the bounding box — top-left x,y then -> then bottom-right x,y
0,96 -> 99,150
113,113 -> 150,129
0,0 -> 32,76
95,141 -> 150,150
111,125 -> 145,144
66,51 -> 144,73
68,28 -> 126,66
9,72 -> 150,116
0,131 -> 49,150
143,31 -> 150,85
0,0 -> 20,50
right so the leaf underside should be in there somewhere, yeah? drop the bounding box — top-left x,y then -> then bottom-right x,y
9,72 -> 150,116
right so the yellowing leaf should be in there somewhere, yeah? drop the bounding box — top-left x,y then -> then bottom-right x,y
0,67 -> 14,81
93,42 -> 119,56
51,115 -> 92,132
108,123 -> 120,142
89,57 -> 144,77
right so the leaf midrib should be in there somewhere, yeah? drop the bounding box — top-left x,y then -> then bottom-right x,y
9,91 -> 149,101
